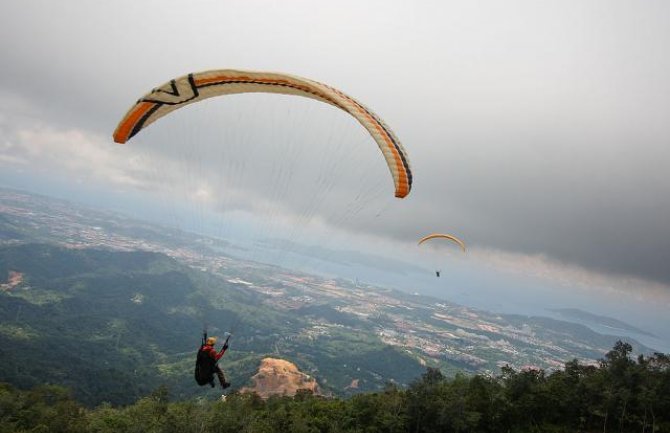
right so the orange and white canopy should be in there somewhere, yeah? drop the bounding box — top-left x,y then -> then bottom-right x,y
418,234 -> 467,252
113,69 -> 412,198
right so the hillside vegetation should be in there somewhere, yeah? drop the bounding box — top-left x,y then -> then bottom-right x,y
1,341 -> 669,433
0,243 -> 424,405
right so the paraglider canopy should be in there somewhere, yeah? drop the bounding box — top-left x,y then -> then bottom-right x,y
417,234 -> 467,252
113,69 -> 413,199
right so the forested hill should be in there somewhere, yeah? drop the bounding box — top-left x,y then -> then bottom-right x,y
0,243 -> 427,405
0,243 -> 259,405
1,342 -> 669,433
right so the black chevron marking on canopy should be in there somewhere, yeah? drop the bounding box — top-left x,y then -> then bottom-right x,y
154,79 -> 180,97
140,74 -> 200,105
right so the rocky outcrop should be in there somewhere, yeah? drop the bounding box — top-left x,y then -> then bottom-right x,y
0,270 -> 23,291
241,357 -> 319,398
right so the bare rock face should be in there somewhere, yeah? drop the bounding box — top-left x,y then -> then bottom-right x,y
345,378 -> 359,390
241,357 -> 319,398
0,271 -> 23,291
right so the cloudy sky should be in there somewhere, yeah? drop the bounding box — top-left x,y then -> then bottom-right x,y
2,0 -> 670,339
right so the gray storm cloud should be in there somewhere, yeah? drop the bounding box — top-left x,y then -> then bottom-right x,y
1,0 -> 669,288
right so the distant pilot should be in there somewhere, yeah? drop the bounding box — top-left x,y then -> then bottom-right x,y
436,271 -> 441,278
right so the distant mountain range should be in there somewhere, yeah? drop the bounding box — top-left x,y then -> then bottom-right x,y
549,307 -> 656,338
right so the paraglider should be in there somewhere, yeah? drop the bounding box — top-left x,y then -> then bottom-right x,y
114,70 -> 414,389
418,233 -> 466,277
195,331 -> 231,389
113,69 -> 413,199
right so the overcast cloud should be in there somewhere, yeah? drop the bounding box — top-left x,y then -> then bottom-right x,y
1,0 -> 669,295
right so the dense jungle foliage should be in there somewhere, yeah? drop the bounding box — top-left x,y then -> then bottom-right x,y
1,341 -> 668,433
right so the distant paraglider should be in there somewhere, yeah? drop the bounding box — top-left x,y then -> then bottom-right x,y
418,233 -> 467,277
113,69 -> 413,199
